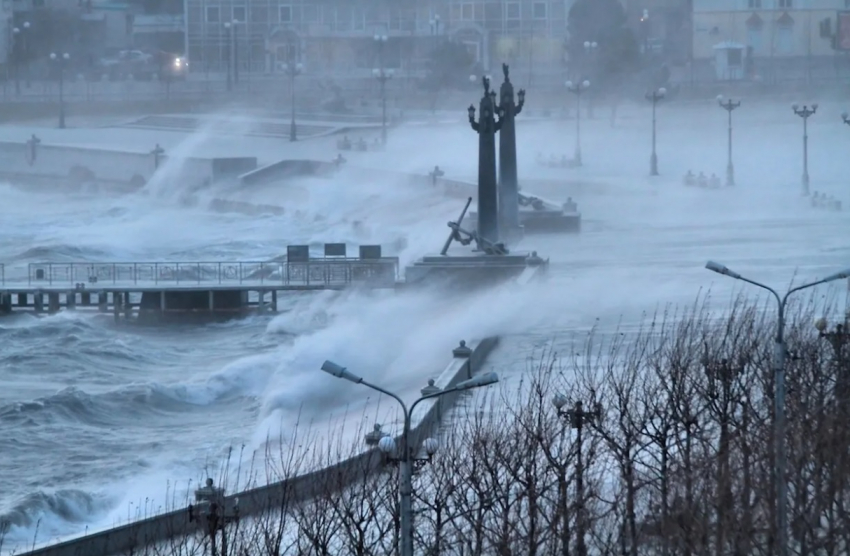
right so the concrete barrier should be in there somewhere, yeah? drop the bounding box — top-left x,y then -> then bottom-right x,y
239,159 -> 338,186
12,337 -> 499,556
0,141 -> 254,189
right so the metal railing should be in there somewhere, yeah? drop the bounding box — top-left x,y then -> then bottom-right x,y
25,259 -> 399,288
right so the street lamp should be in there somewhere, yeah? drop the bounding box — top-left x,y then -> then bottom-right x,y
565,79 -> 590,167
640,9 -> 651,55
151,143 -> 165,170
792,103 -> 817,196
282,56 -> 303,142
320,359 -> 499,556
704,260 -> 850,556
373,34 -> 392,146
188,478 -> 240,556
430,14 -> 442,36
552,396 -> 602,556
49,52 -> 70,129
223,21 -> 240,91
582,42 -> 597,118
646,87 -> 666,176
717,95 -> 741,187
842,111 -> 850,127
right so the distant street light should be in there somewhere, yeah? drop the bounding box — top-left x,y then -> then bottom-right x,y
842,111 -> 850,127
582,41 -> 597,118
49,52 -> 70,129
552,397 -> 602,556
717,95 -> 741,186
646,87 -> 666,176
565,79 -> 590,167
320,358 -> 498,556
223,20 -> 241,90
374,34 -> 392,146
704,260 -> 850,556
430,14 -> 442,36
792,103 -> 817,196
282,49 -> 303,142
151,143 -> 165,170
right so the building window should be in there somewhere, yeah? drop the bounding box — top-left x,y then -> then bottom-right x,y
280,5 -> 292,22
461,3 -> 473,20
232,6 -> 246,22
778,0 -> 792,7
205,6 -> 219,23
778,25 -> 793,53
533,2 -> 546,19
748,0 -> 761,8
506,2 -> 520,20
747,26 -> 762,51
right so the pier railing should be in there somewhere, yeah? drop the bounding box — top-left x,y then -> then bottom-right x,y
25,259 -> 399,288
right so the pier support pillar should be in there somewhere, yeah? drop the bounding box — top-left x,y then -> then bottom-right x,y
123,293 -> 132,320
34,293 -> 43,314
99,292 -> 108,312
66,292 -> 76,310
113,292 -> 121,322
160,291 -> 166,311
208,291 -> 214,311
16,293 -> 27,307
272,290 -> 278,312
81,292 -> 91,306
0,294 -> 11,314
258,291 -> 266,314
48,293 -> 60,314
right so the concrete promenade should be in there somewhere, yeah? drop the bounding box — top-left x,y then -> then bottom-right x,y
9,337 -> 500,556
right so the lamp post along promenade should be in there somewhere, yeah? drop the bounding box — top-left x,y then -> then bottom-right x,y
704,260 -> 850,556
793,103 -> 817,195
717,95 -> 740,186
320,360 -> 499,556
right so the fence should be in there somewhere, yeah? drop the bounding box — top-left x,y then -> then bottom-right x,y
25,260 -> 399,288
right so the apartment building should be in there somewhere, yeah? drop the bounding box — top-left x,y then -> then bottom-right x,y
693,0 -> 845,63
185,0 -> 575,76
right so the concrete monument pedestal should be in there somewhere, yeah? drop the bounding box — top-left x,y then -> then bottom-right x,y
404,252 -> 543,287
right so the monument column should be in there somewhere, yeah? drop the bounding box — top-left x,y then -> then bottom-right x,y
498,63 -> 525,236
468,76 -> 502,245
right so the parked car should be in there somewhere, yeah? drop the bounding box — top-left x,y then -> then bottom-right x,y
147,50 -> 189,81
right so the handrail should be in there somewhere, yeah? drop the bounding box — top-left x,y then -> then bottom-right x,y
23,259 -> 400,288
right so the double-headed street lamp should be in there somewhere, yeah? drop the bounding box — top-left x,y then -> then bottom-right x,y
717,95 -> 740,187
565,79 -> 590,167
12,22 -> 30,95
792,103 -> 817,196
320,359 -> 499,556
552,396 -> 602,556
646,87 -> 666,176
582,41 -> 597,118
223,20 -> 241,90
282,56 -> 303,142
704,260 -> 850,556
49,52 -> 70,129
373,34 -> 392,146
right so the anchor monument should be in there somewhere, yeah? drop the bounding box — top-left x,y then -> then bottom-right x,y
468,75 -> 502,245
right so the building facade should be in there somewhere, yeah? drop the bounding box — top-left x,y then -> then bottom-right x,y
185,0 -> 576,77
693,0 -> 846,63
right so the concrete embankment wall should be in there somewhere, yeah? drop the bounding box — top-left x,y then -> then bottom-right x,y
238,158 -> 475,200
0,141 -> 256,190
13,337 -> 499,556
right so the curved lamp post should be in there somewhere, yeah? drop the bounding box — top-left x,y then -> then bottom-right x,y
646,87 -> 666,176
582,41 -> 597,118
374,34 -> 392,145
566,79 -> 590,167
283,59 -> 303,142
717,95 -> 740,186
792,103 -> 817,196
704,260 -> 850,556
49,52 -> 70,129
320,359 -> 498,556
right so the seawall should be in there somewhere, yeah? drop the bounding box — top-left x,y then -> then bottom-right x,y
11,337 -> 500,556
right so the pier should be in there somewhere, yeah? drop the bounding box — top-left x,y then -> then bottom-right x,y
0,244 -> 400,322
